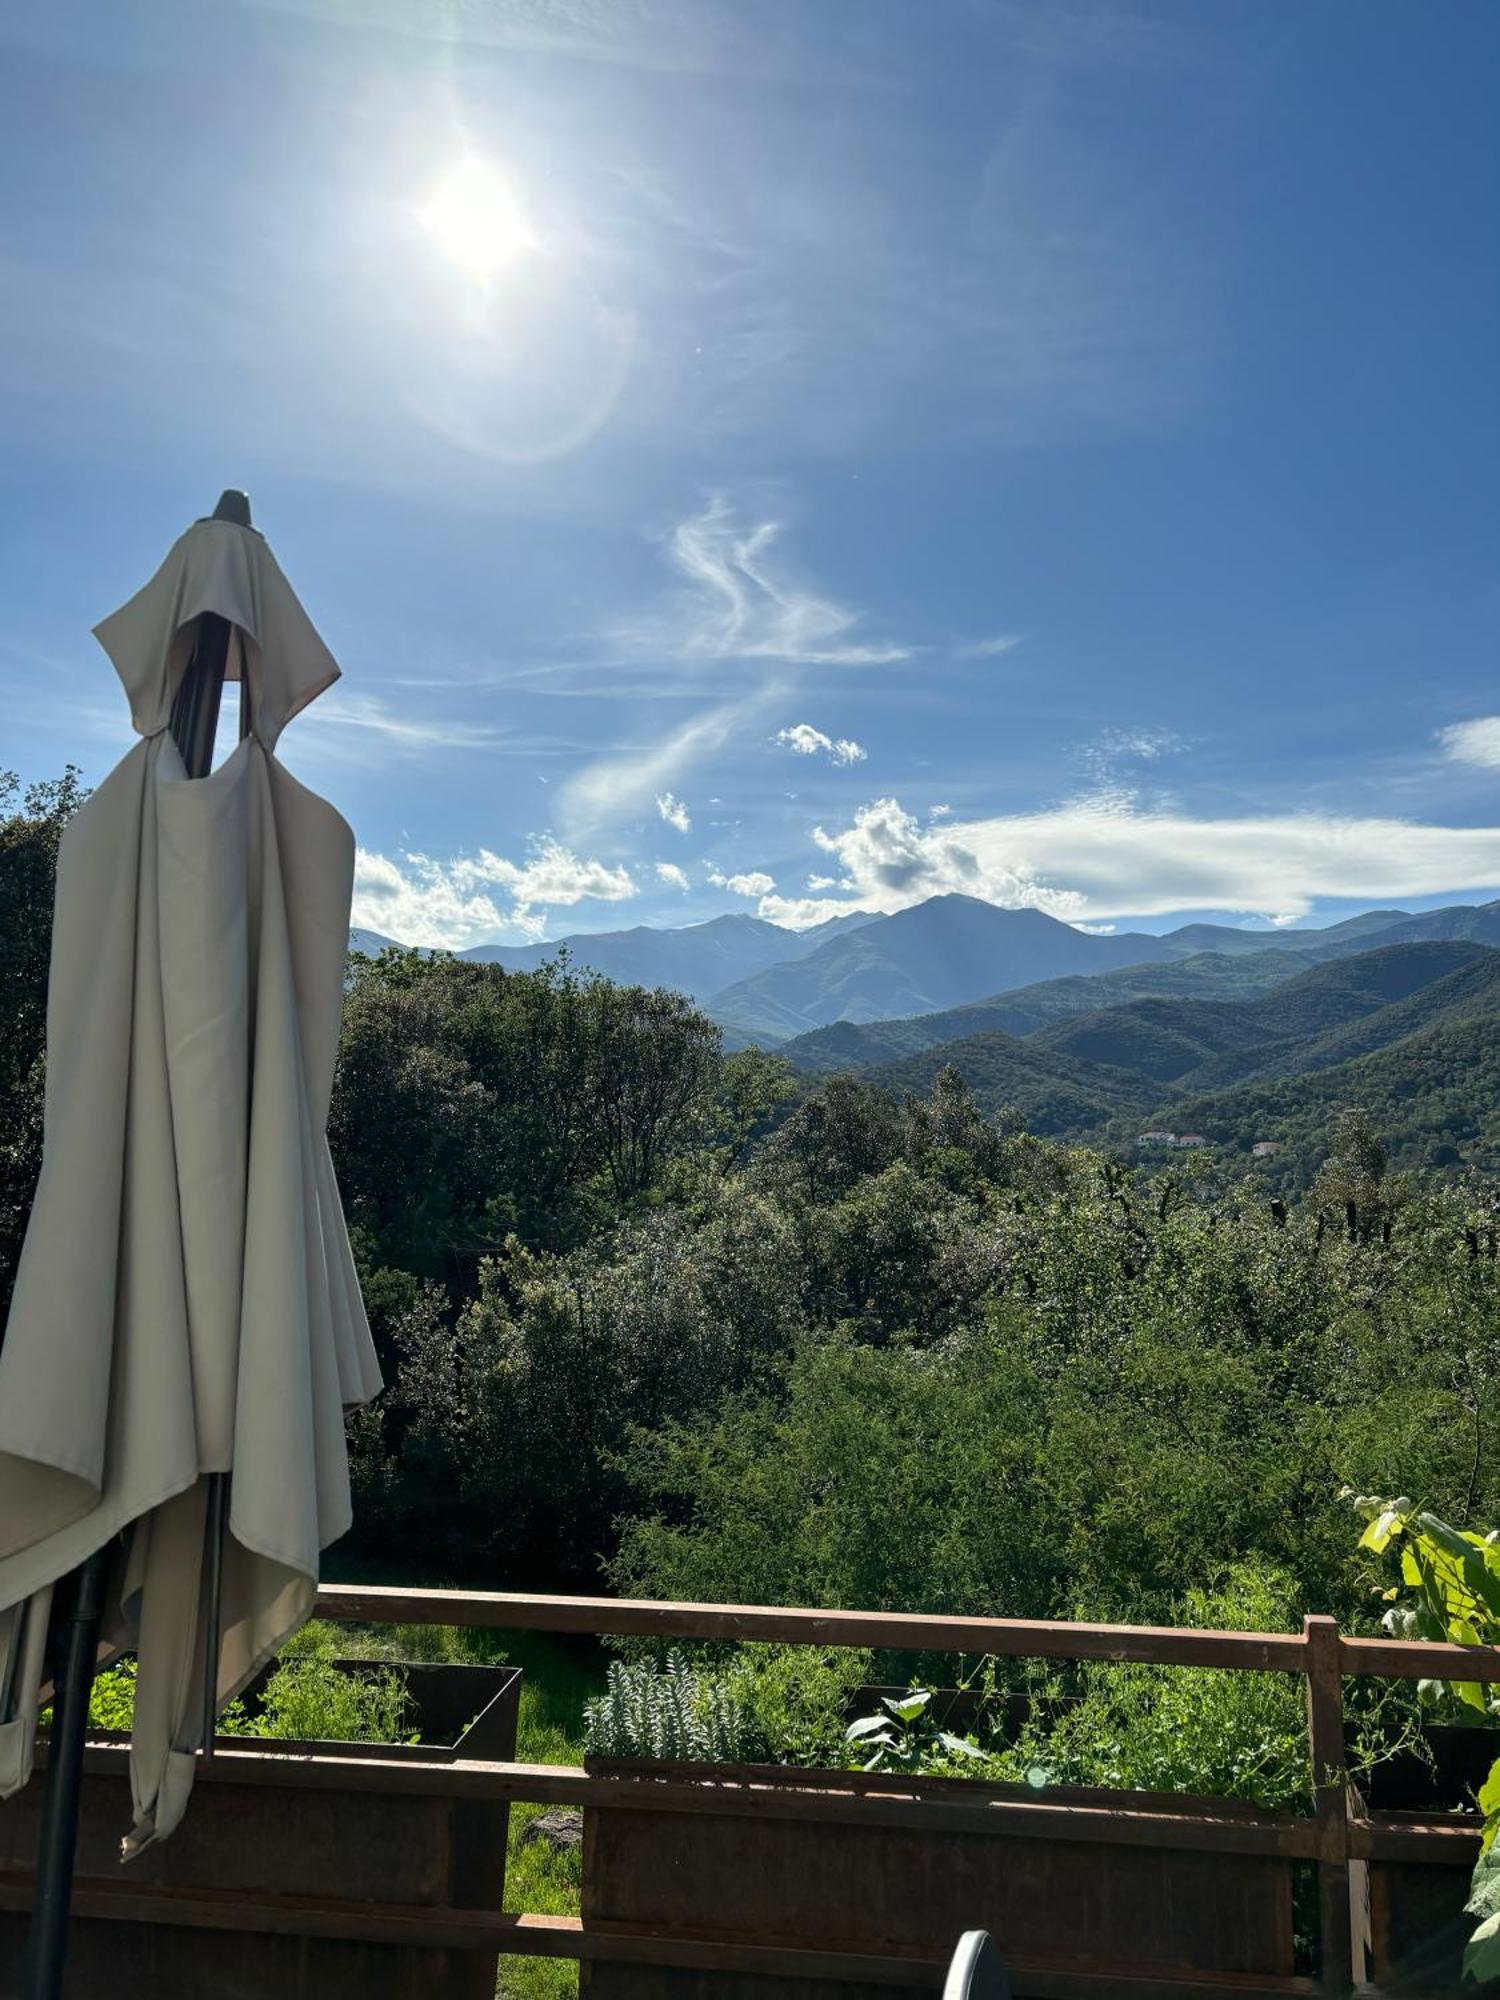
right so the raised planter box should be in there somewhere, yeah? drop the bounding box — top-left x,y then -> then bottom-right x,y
1358,1722 -> 1499,1995
0,1658 -> 519,2000
579,1755 -> 1301,1999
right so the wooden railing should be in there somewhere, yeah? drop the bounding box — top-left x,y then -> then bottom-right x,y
6,1586 -> 1495,1997
312,1586 -> 1491,1997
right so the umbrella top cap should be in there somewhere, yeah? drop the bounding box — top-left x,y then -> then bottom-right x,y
92,514 -> 340,750
206,490 -> 256,532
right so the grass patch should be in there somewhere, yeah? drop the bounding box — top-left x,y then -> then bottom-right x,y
297,1620 -> 601,2000
498,1633 -> 602,2000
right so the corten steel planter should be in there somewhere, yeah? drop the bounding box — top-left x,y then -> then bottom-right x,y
1356,1723 -> 1500,1996
579,1755 -> 1300,2000
0,1658 -> 520,2000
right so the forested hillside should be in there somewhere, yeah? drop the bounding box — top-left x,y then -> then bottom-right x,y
782,936 -> 1500,1184
4,773 -> 1498,1641
461,909 -> 873,1006
708,894 -> 1185,1043
1166,1009 -> 1500,1181
1031,941 -> 1487,1090
323,950 -> 1500,1625
780,947 -> 1311,1074
860,1030 -> 1156,1134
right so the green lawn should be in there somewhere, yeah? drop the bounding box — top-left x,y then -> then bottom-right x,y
496,1632 -> 601,2000
297,1619 -> 600,2000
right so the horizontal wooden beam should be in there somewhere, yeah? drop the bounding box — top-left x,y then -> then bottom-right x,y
1347,1814 -> 1485,1864
1336,1633 -> 1500,1682
315,1585 -> 1311,1671
0,1874 -> 1326,1995
69,1740 -> 1325,1855
0,1876 -> 943,1984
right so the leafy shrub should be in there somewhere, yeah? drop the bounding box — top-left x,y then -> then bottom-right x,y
1352,1493 -> 1500,1983
830,1567 -> 1422,1814
221,1658 -> 415,1745
988,1566 -> 1314,1810
583,1651 -> 763,1763
52,1650 -> 416,1748
728,1645 -> 873,1768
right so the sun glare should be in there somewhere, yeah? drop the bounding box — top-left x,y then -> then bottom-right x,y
420,154 -> 535,284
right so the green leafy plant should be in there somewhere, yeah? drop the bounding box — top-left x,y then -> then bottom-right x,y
37,1657 -> 139,1734
988,1567 -> 1319,1811
1351,1492 -> 1500,1983
844,1688 -> 985,1775
87,1659 -> 138,1731
729,1645 -> 873,1768
583,1650 -> 763,1763
44,1652 -> 417,1749
221,1658 -> 416,1745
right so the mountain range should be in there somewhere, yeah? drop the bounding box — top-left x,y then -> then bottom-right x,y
349,892 -> 1500,1177
352,892 -> 1500,1045
350,910 -> 876,1008
848,939 -> 1500,1181
712,894 -> 1500,1045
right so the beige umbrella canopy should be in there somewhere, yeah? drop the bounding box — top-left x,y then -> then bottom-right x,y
0,510 -> 381,1856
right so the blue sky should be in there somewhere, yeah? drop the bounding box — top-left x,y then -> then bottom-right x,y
3,0 -> 1498,948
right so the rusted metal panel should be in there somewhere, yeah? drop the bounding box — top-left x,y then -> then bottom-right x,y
0,1879 -> 1324,1996
1367,1860 -> 1496,1996
0,1659 -> 518,2000
580,1794 -> 1296,2000
580,1970 -> 1317,2000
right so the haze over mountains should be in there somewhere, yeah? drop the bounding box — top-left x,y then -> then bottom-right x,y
350,911 -> 876,1008
350,891 -> 1500,1179
355,892 -> 1500,1039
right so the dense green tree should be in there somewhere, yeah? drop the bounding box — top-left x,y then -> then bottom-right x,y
330,951 -> 734,1278
345,1174 -> 805,1584
4,819 -> 1497,1634
0,768 -> 85,1321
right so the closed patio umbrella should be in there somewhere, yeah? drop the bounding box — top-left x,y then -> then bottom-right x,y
0,497 -> 382,1969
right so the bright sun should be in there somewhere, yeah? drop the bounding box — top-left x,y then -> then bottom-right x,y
420,155 -> 535,283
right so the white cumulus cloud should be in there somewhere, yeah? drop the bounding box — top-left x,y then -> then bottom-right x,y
776,723 -> 867,765
656,790 -> 692,832
656,862 -> 691,891
353,841 -> 636,950
756,793 -> 1500,930
1439,718 -> 1500,770
709,866 -> 777,897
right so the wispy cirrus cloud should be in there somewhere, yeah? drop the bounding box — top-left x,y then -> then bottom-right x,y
614,495 -> 909,669
954,633 -> 1025,660
560,492 -> 910,837
288,688 -> 548,762
560,691 -> 766,836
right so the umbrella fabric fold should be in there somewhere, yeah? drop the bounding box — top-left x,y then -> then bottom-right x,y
0,516 -> 382,1854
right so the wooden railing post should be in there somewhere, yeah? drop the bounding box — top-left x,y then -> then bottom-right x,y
1304,1614 -> 1353,1994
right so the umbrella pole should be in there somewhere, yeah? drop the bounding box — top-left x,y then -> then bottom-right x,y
180,489 -> 254,1768
22,488 -> 252,1997
21,1550 -> 110,1999
199,1472 -> 229,1765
